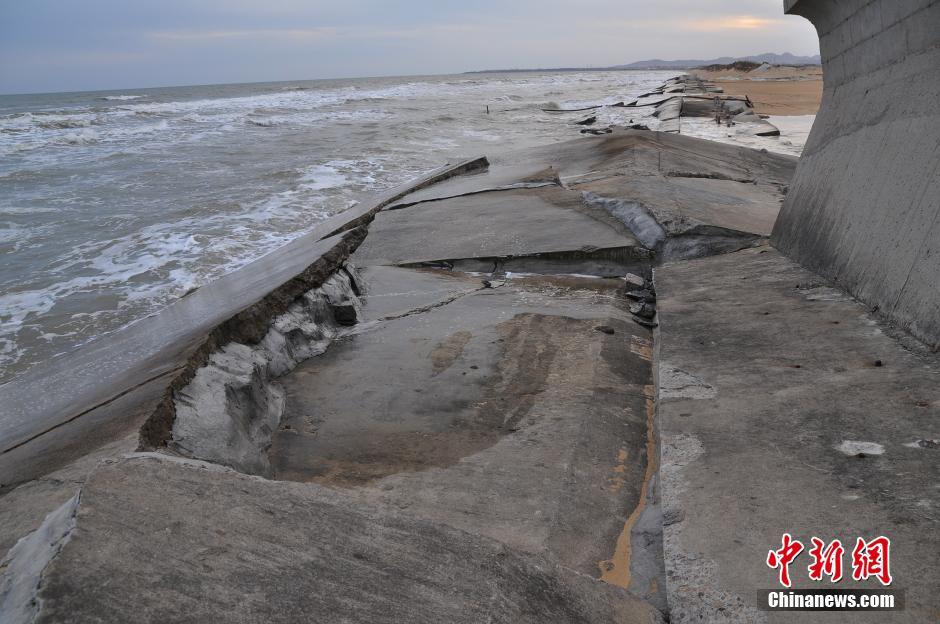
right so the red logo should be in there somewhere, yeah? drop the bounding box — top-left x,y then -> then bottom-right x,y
766,533 -> 804,588
851,536 -> 893,586
808,538 -> 844,583
767,534 -> 892,587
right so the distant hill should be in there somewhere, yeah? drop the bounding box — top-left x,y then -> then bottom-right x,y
615,52 -> 821,70
466,53 -> 820,74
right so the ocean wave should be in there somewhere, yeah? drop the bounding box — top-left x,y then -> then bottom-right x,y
58,129 -> 100,145
100,95 -> 144,101
246,117 -> 280,127
36,117 -> 95,130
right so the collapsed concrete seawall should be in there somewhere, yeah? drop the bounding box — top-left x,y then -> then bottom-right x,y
771,0 -> 940,349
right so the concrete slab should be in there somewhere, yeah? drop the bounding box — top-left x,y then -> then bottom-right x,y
27,455 -> 664,624
0,230 -> 363,490
352,185 -> 645,270
360,132 -> 795,270
270,267 -> 665,607
655,245 -> 940,623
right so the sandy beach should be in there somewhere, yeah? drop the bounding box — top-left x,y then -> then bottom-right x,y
691,65 -> 823,115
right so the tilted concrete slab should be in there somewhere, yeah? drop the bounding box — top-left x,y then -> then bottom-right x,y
0,230 -> 361,489
352,185 -> 646,271
655,246 -> 939,623
0,158 -> 486,492
26,455 -> 664,624
387,131 -> 794,264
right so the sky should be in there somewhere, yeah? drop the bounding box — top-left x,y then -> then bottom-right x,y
0,0 -> 820,95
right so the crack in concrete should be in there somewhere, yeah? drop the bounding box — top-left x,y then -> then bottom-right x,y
0,367 -> 183,457
377,286 -> 487,322
385,182 -> 560,211
664,171 -> 756,184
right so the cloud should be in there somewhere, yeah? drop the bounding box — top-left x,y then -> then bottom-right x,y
0,1 -> 819,94
681,16 -> 782,32
149,27 -> 340,42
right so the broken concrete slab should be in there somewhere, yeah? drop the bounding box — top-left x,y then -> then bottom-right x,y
642,76 -> 780,138
26,455 -> 664,624
0,158 -> 488,494
388,131 -> 795,266
0,229 -> 362,492
352,185 -> 648,274
269,267 -> 664,607
167,270 -> 364,477
655,245 -> 940,623
0,492 -> 78,624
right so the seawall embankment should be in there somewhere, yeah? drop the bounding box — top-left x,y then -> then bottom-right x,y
772,0 -> 940,349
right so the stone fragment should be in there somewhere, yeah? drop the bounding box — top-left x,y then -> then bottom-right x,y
331,303 -> 358,326
630,303 -> 657,320
624,273 -> 646,288
626,289 -> 656,303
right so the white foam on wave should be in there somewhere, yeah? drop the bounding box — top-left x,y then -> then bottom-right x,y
100,95 -> 144,101
298,162 -> 352,191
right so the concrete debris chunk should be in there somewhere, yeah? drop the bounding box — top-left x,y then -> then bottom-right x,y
624,273 -> 646,288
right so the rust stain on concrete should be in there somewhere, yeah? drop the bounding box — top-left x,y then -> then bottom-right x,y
598,390 -> 658,590
630,336 -> 653,361
607,448 -> 630,491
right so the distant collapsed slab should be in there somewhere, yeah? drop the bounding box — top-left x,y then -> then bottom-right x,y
355,132 -> 795,267
33,456 -> 663,624
655,246 -> 940,623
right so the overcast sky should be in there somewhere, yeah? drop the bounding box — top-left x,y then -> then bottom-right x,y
0,0 -> 820,95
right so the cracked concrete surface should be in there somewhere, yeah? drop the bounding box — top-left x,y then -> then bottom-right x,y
5,104 -> 931,623
0,127 -> 798,623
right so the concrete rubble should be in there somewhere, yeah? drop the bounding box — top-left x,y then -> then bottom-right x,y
626,75 -> 782,137
2,1 -> 939,619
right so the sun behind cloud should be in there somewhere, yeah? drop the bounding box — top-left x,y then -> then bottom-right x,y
683,16 -> 781,32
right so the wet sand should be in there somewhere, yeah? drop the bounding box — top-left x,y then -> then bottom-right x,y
691,66 -> 823,116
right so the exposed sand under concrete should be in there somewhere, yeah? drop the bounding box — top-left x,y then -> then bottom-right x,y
691,66 -> 823,116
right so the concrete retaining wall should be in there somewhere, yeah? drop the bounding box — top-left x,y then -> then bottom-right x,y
771,0 -> 940,349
